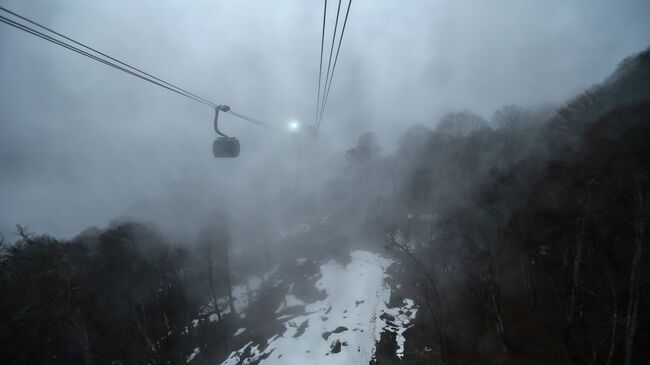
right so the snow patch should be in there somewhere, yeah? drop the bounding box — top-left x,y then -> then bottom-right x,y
277,223 -> 311,241
186,347 -> 200,363
379,298 -> 418,359
221,250 -> 415,364
275,294 -> 307,313
207,276 -> 264,319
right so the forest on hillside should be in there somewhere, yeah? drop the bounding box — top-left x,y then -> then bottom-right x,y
1,47 -> 649,364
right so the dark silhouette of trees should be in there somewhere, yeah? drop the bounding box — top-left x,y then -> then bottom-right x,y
381,47 -> 650,364
0,222 -> 232,364
345,131 -> 381,166
197,218 -> 237,352
436,111 -> 489,139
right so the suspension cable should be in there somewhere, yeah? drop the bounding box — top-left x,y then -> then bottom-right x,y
0,5 -> 219,109
0,15 -> 209,105
315,0 -> 328,125
225,110 -> 276,128
318,0 -> 343,128
318,0 -> 352,130
0,7 -> 273,128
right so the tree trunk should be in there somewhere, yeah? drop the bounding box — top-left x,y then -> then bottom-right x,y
623,187 -> 646,365
223,247 -> 237,316
605,264 -> 618,365
207,255 -> 229,350
134,302 -> 157,362
521,255 -> 536,309
568,222 -> 585,325
72,310 -> 93,365
197,316 -> 214,364
386,233 -> 448,363
490,280 -> 509,352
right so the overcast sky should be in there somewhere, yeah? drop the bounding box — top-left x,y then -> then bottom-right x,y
1,0 -> 649,239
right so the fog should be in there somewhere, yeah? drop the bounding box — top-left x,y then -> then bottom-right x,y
1,0 -> 649,239
4,1 -> 650,364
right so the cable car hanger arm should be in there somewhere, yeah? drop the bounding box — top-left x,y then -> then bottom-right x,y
214,105 -> 231,138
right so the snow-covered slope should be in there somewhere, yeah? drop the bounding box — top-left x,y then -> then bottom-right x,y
221,250 -> 416,365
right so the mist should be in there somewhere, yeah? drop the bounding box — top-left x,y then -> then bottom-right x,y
1,0 -> 647,238
2,1 -> 650,364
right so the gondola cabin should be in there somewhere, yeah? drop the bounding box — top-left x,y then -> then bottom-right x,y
213,137 -> 240,158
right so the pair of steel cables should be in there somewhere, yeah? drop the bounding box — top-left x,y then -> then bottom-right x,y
0,5 -> 271,128
314,0 -> 353,136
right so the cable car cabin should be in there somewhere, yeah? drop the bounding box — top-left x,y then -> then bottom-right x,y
213,137 -> 240,158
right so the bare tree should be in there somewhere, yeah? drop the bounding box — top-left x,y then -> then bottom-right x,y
436,111 -> 489,139
196,215 -> 246,355
385,232 -> 449,363
15,224 -> 34,243
623,183 -> 647,365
